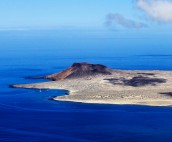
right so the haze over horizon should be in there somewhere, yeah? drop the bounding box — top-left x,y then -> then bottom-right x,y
1,0 -> 172,55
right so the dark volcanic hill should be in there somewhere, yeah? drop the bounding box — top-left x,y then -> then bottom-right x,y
46,62 -> 112,81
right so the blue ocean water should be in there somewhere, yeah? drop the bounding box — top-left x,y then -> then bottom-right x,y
0,31 -> 172,142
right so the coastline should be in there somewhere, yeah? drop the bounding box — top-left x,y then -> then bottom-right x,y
11,69 -> 172,107
54,96 -> 172,107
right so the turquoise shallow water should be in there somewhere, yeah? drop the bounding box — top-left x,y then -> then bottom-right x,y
0,31 -> 172,142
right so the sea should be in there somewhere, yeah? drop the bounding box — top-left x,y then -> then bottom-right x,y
0,30 -> 172,142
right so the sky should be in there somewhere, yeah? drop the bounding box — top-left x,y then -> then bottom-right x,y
1,0 -> 172,56
0,0 -> 172,34
0,0 -> 133,29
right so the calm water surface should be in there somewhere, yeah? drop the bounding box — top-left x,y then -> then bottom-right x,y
0,32 -> 172,142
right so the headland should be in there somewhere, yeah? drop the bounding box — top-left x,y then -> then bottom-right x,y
11,62 -> 172,106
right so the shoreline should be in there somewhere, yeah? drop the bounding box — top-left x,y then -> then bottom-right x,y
53,96 -> 172,107
53,97 -> 172,107
11,69 -> 172,107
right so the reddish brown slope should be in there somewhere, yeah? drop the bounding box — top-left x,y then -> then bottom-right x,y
46,62 -> 112,81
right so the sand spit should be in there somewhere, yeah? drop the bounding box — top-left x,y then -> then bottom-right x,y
11,63 -> 172,106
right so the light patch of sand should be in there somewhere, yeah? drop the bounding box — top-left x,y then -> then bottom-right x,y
12,70 -> 172,106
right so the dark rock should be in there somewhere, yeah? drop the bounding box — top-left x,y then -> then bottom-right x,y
137,73 -> 155,76
124,76 -> 166,87
105,76 -> 166,87
160,92 -> 172,97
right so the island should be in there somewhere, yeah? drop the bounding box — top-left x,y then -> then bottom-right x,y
11,62 -> 172,106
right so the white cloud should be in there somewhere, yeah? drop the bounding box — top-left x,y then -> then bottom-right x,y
137,0 -> 172,22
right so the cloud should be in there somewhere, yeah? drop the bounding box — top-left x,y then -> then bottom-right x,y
137,0 -> 172,22
106,13 -> 147,29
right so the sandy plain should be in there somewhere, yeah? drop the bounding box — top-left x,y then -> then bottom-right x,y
12,70 -> 172,106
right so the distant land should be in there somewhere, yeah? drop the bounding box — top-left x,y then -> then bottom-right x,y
11,62 -> 172,106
